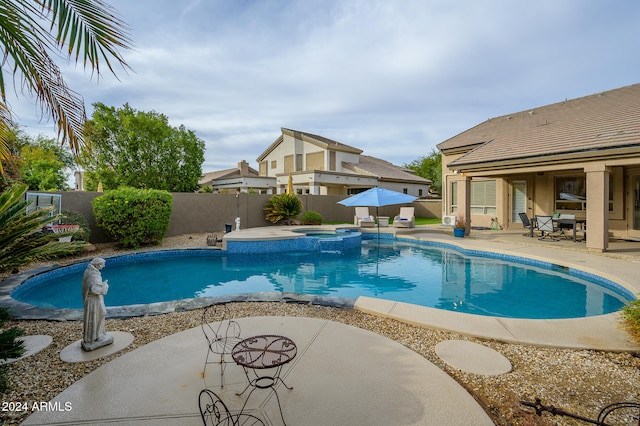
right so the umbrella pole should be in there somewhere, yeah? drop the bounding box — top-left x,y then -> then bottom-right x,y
376,206 -> 380,244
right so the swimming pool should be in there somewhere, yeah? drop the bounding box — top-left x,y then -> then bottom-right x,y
12,239 -> 634,319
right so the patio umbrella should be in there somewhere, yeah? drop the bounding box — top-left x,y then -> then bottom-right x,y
338,187 -> 417,237
286,174 -> 294,195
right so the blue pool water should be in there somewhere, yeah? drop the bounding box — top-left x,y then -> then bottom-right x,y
12,239 -> 633,319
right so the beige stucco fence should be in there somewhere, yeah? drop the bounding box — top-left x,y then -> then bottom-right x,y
56,192 -> 442,244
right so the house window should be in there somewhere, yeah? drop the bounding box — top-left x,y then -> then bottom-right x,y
284,155 -> 294,173
555,176 -> 586,211
471,180 -> 496,215
306,151 -> 324,170
419,189 -> 423,197
271,160 -> 277,169
403,188 -> 408,194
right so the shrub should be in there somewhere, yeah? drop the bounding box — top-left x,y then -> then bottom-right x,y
264,193 -> 302,225
0,307 -> 25,393
0,184 -> 85,272
92,187 -> 172,248
622,299 -> 640,344
59,209 -> 91,242
301,211 -> 322,225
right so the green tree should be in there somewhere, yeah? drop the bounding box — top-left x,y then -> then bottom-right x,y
0,0 -> 132,173
19,136 -> 73,191
1,130 -> 74,191
404,149 -> 442,195
0,125 -> 30,191
80,103 -> 205,192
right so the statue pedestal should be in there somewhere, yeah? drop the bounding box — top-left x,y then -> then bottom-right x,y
81,332 -> 114,352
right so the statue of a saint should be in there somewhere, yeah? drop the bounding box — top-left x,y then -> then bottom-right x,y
81,257 -> 114,351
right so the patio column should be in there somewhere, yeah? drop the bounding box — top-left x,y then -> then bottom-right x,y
458,175 -> 472,235
585,164 -> 610,253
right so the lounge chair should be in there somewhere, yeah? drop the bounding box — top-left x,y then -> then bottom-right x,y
393,207 -> 415,228
354,207 -> 376,227
201,304 -> 242,388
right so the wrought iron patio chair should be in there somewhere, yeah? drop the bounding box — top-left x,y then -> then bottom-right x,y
518,212 -> 536,237
521,397 -> 640,426
536,216 -> 559,241
199,389 -> 265,426
201,304 -> 242,388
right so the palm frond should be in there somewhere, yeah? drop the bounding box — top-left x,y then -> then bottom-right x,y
0,0 -> 132,156
39,0 -> 133,75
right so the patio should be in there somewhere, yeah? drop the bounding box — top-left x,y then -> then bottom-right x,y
21,316 -> 493,425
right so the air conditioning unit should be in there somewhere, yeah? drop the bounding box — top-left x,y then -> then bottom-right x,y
442,215 -> 456,226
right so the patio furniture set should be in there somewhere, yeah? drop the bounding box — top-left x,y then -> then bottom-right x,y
199,305 -> 297,426
519,212 -> 587,243
354,206 -> 416,228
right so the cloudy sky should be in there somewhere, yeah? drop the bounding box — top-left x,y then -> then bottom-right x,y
9,0 -> 640,173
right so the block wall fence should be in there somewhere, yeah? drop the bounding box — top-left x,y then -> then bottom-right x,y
55,192 -> 442,244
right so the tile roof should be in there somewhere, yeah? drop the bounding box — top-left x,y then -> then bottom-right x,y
199,164 -> 259,184
343,155 -> 431,183
282,128 -> 363,153
256,128 -> 362,162
438,83 -> 640,168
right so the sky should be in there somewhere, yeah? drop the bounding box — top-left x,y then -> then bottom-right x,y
7,0 -> 640,174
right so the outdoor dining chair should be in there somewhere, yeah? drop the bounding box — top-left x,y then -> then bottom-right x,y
536,216 -> 559,241
201,304 -> 242,388
556,214 -> 575,240
518,212 -> 536,237
199,389 -> 265,426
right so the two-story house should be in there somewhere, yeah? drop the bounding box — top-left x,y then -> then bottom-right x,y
256,128 -> 430,196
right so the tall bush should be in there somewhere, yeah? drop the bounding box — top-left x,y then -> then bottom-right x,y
92,187 -> 172,248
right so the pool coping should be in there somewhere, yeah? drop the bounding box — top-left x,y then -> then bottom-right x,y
2,225 -> 639,351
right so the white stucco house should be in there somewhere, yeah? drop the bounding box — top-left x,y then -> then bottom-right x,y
255,128 -> 431,196
199,160 -> 276,194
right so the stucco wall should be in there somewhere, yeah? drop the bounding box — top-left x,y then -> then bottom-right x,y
54,192 -> 441,243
